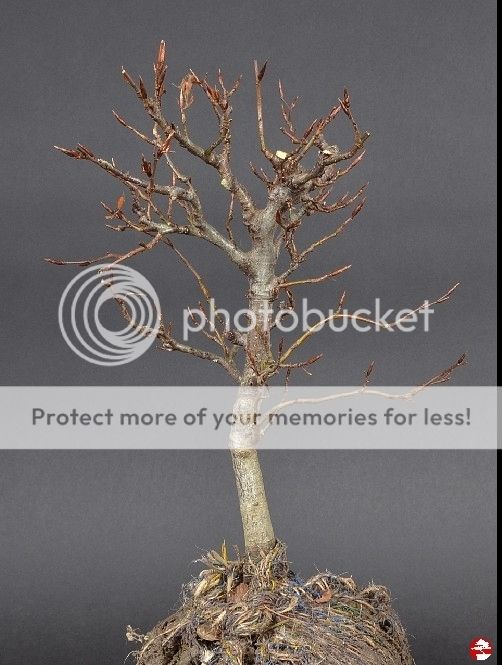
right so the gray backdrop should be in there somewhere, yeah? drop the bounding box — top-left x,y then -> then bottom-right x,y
0,1 -> 497,664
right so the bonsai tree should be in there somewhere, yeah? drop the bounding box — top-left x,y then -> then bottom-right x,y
51,42 -> 464,665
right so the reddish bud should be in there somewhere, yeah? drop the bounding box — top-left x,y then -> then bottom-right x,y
141,157 -> 153,177
121,68 -> 136,89
156,40 -> 166,69
54,145 -> 81,159
138,77 -> 148,100
112,110 -> 127,126
76,144 -> 94,158
351,198 -> 366,218
255,60 -> 268,82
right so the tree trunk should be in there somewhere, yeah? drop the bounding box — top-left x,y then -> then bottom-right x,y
230,446 -> 275,554
230,238 -> 278,554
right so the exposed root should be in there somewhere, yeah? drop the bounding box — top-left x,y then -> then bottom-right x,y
127,542 -> 413,665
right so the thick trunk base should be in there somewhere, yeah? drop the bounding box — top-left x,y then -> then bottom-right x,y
128,542 -> 413,665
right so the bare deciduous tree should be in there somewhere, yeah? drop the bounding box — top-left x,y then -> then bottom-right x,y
50,42 -> 464,664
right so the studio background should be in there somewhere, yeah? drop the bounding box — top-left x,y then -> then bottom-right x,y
0,1 -> 497,664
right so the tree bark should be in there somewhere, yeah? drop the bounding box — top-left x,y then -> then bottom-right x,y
229,221 -> 280,555
230,446 -> 275,554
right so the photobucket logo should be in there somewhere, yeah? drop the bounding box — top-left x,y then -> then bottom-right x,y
183,298 -> 434,340
58,264 -> 161,366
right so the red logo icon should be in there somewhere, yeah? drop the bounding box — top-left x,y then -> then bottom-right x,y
470,637 -> 493,660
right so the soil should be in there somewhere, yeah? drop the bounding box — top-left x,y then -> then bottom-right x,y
127,542 -> 414,665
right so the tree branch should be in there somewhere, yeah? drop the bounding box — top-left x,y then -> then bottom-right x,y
278,264 -> 351,289
279,283 -> 460,365
54,145 -> 249,272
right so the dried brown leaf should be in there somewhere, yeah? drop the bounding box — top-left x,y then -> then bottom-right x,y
315,589 -> 333,604
196,623 -> 220,642
228,582 -> 249,604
